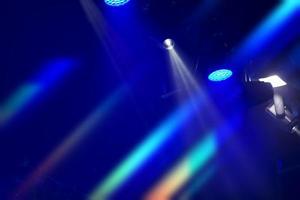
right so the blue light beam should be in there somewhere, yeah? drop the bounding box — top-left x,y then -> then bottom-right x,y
0,58 -> 75,126
232,0 -> 300,65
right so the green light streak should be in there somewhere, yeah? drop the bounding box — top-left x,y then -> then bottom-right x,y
178,165 -> 216,200
145,132 -> 217,200
89,98 -> 200,200
187,134 -> 216,174
0,84 -> 41,125
15,86 -> 126,198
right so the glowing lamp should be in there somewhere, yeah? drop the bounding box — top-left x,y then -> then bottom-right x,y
104,0 -> 130,7
163,39 -> 175,50
208,69 -> 233,82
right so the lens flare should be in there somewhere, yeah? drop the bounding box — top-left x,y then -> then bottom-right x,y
163,39 -> 175,50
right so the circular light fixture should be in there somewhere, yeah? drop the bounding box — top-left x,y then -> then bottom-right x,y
163,39 -> 175,50
208,69 -> 233,82
104,0 -> 130,7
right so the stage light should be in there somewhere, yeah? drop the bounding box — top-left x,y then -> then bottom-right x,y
259,75 -> 287,88
163,39 -> 175,50
104,0 -> 130,7
208,69 -> 233,82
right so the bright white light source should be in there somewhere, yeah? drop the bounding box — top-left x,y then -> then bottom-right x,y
163,39 -> 175,50
259,75 -> 287,88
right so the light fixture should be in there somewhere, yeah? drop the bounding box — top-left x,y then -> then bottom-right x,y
208,69 -> 233,82
259,75 -> 287,88
163,39 -> 175,50
104,0 -> 130,7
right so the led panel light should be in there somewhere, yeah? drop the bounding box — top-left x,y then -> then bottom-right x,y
259,75 -> 287,88
104,0 -> 130,7
208,69 -> 233,82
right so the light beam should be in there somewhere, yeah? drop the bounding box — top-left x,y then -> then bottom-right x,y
89,93 -> 203,200
232,0 -> 300,66
13,86 -> 127,199
0,58 -> 75,127
145,133 -> 217,200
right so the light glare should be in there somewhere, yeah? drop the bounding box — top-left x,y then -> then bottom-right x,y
259,75 -> 287,88
163,39 -> 175,50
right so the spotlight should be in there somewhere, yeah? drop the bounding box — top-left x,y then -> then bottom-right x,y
163,39 -> 175,50
104,0 -> 130,7
259,75 -> 287,88
208,69 -> 233,82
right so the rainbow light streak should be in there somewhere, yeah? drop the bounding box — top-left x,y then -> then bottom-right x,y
89,95 -> 203,200
234,0 -> 300,63
177,165 -> 216,200
0,58 -> 74,126
0,85 -> 41,125
14,87 -> 126,199
145,133 -> 216,200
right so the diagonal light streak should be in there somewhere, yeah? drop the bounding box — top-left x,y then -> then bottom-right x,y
89,93 -> 203,200
13,86 -> 127,199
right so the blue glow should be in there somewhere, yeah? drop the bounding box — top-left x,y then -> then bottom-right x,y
0,58 -> 75,127
33,58 -> 75,86
286,0 -> 300,6
242,1 -> 299,51
104,0 -> 130,7
208,69 -> 233,82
